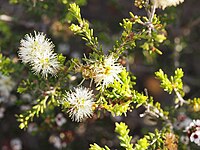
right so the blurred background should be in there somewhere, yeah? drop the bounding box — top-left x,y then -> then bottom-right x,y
0,0 -> 200,149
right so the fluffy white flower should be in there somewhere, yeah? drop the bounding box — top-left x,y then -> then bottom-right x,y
31,49 -> 60,78
94,55 -> 123,88
18,31 -> 60,78
19,31 -> 54,63
65,86 -> 94,122
151,0 -> 184,9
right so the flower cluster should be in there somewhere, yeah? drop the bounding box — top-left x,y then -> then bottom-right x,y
49,135 -> 67,149
151,0 -> 184,9
94,55 -> 123,88
64,86 -> 94,122
185,120 -> 200,146
18,31 -> 60,78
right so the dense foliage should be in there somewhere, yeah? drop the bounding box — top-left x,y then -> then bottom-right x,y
0,0 -> 200,149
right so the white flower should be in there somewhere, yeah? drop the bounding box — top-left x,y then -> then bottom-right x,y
55,113 -> 67,126
179,118 -> 192,129
18,31 -> 60,78
31,48 -> 60,78
184,119 -> 200,146
190,130 -> 200,146
180,136 -> 189,145
65,86 -> 94,122
19,31 -> 54,63
185,119 -> 200,131
0,74 -> 15,102
10,138 -> 22,150
94,55 -> 123,88
151,0 -> 184,9
0,107 -> 5,119
49,135 -> 66,149
193,120 -> 200,126
21,93 -> 32,102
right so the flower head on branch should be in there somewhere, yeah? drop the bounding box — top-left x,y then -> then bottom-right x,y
64,86 -> 95,122
94,55 -> 123,88
151,0 -> 184,10
18,31 -> 60,78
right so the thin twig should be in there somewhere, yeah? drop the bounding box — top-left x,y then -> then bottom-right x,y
174,88 -> 189,108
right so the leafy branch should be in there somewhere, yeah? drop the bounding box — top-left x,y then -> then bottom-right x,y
90,122 -> 169,150
113,12 -> 166,56
89,144 -> 110,150
134,129 -> 168,150
17,96 -> 49,129
0,53 -> 15,75
155,68 -> 188,107
69,3 -> 102,54
115,122 -> 133,150
90,122 -> 134,150
17,88 -> 59,129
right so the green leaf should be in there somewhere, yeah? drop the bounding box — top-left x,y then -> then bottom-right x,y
69,3 -> 101,53
89,143 -> 110,150
115,122 -> 133,150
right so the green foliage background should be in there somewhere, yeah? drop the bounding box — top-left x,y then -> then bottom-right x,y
0,0 -> 200,149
